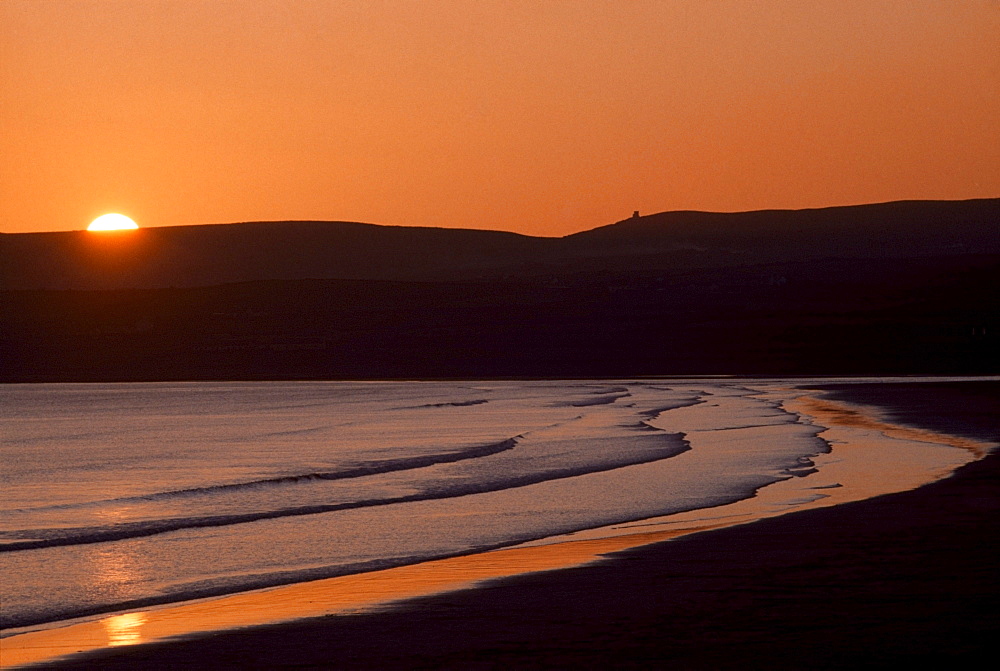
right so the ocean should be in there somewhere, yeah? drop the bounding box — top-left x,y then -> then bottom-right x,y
0,378 -> 981,637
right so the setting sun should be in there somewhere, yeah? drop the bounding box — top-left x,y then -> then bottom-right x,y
88,214 -> 138,231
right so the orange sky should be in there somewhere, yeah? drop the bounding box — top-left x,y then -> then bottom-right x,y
2,0 -> 998,236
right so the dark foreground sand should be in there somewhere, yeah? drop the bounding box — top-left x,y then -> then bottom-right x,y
35,382 -> 999,670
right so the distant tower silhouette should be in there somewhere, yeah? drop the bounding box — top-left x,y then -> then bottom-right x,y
632,210 -> 640,218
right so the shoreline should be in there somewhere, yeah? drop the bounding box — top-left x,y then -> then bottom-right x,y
3,380 -> 996,668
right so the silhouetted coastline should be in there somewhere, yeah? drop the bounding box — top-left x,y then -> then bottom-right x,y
2,199 -> 997,382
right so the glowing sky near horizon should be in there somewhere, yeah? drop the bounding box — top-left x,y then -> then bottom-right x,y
2,0 -> 997,235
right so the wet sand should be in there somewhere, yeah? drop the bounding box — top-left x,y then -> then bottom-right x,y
16,381 -> 1000,669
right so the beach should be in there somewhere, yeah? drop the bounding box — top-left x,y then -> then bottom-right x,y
4,380 -> 997,669
5,3 -> 998,667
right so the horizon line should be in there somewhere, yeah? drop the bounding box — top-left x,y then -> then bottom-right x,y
3,196 -> 997,237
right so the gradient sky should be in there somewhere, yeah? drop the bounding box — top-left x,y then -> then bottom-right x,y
2,0 -> 998,236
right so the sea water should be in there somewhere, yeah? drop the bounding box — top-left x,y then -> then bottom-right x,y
0,379 -> 979,633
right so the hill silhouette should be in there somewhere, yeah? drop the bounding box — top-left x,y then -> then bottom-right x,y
2,199 -> 997,380
565,199 -> 1000,265
0,221 -> 555,290
2,199 -> 996,290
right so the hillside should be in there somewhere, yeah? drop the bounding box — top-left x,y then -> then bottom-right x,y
565,199 -> 1000,266
2,199 -> 997,380
0,221 -> 555,290
2,199 -> 997,290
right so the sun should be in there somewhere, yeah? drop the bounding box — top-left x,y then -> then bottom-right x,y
87,213 -> 139,231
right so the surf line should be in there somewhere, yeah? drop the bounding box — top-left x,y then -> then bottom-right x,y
0,526 -> 726,669
2,393 -> 992,669
790,395 -> 989,458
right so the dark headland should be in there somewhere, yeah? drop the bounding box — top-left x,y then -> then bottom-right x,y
2,198 -> 998,380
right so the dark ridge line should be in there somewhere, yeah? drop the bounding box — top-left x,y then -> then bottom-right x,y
0,434 -> 691,553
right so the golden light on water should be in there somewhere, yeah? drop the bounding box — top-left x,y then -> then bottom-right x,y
101,612 -> 148,647
1,389 -> 989,669
87,213 -> 138,231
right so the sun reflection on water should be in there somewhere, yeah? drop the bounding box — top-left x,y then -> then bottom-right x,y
89,539 -> 146,599
101,611 -> 148,646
